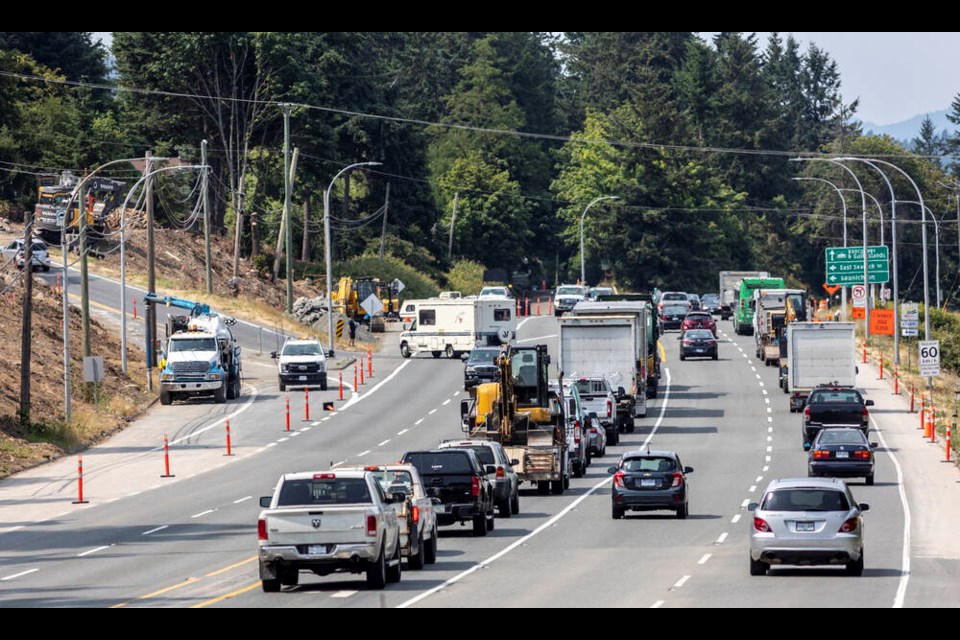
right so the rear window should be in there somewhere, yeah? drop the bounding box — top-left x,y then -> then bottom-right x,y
404,452 -> 473,475
367,470 -> 414,495
574,379 -> 607,395
494,308 -> 511,321
761,489 -> 850,512
621,457 -> 677,473
686,313 -> 711,321
684,330 -> 714,340
662,293 -> 686,301
817,430 -> 867,445
809,390 -> 862,404
459,446 -> 496,465
277,478 -> 371,506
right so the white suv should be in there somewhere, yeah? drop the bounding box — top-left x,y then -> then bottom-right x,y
273,339 -> 327,391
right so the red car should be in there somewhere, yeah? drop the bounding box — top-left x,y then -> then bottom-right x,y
681,311 -> 717,336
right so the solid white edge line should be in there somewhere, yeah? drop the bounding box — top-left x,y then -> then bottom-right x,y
397,368 -> 674,609
233,496 -> 253,505
77,544 -> 113,557
870,415 -> 911,608
1,568 -> 39,581
697,554 -> 712,565
340,360 -> 412,411
141,525 -> 168,535
332,461 -> 345,468
330,590 -> 358,598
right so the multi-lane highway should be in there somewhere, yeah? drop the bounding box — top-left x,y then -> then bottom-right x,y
0,289 -> 923,607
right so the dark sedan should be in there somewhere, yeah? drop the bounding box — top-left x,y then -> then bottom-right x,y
701,294 -> 722,315
679,329 -> 718,361
807,428 -> 877,485
659,304 -> 689,332
609,450 -> 693,519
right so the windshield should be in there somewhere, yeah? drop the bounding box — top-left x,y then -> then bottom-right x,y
480,288 -> 508,296
761,489 -> 850,512
557,287 -> 585,296
574,379 -> 607,395
367,470 -> 414,495
469,349 -> 499,364
277,477 -> 372,506
282,343 -> 322,357
169,337 -> 217,352
457,446 -> 495,465
621,457 -> 676,473
684,330 -> 714,340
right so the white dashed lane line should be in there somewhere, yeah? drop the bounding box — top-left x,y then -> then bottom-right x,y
731,514 -> 742,524
428,409 -> 437,415
378,439 -> 391,447
1,569 -> 38,581
715,532 -> 728,545
191,509 -> 217,519
749,485 -> 757,493
442,399 -> 451,406
698,554 -> 712,565
397,429 -> 409,436
331,590 -> 357,599
651,600 -> 665,609
740,499 -> 751,509
357,450 -> 371,457
77,544 -> 113,558
142,526 -> 168,536
415,418 -> 424,426
233,496 -> 252,505
670,575 -> 691,591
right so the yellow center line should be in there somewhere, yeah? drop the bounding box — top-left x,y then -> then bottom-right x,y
658,340 -> 667,363
191,581 -> 261,608
204,556 -> 257,578
109,555 -> 257,608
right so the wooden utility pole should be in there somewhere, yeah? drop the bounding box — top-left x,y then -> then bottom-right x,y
202,139 -> 213,294
250,212 -> 260,261
232,185 -> 245,280
447,191 -> 459,259
301,197 -> 311,263
79,179 -> 91,358
379,182 -> 390,260
19,210 -> 33,425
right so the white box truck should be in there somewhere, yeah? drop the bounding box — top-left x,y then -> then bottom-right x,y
572,300 -> 657,398
559,314 -> 647,433
399,298 -> 516,359
785,322 -> 856,412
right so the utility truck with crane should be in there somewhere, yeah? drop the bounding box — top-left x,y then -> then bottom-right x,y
146,294 -> 243,406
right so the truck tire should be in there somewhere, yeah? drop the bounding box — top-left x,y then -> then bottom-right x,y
498,498 -> 511,518
278,380 -> 286,392
159,390 -> 172,406
626,417 -> 636,433
280,565 -> 299,586
214,383 -> 227,404
385,542 -> 402,583
511,494 -> 520,515
226,377 -> 237,400
400,342 -> 412,359
261,576 -> 282,593
551,479 -> 564,495
408,531 -> 425,570
537,481 -> 550,495
431,351 -> 442,359
608,429 -> 619,445
366,544 -> 387,589
445,344 -> 455,359
472,513 -> 488,537
320,377 -> 328,391
486,510 -> 495,531
424,525 -> 438,564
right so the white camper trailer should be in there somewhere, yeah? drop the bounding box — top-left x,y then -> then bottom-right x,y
399,298 -> 516,359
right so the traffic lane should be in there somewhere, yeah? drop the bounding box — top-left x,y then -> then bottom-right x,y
413,328 -> 768,607
0,350 -> 458,605
661,326 -> 904,607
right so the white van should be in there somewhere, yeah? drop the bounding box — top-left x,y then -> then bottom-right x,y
399,298 -> 516,359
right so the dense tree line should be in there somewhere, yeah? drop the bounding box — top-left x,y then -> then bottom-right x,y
0,32 -> 957,303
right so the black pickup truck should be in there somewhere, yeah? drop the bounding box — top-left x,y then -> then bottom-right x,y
802,385 -> 874,448
401,449 -> 496,537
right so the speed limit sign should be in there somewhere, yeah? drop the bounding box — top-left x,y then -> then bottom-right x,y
919,340 -> 941,377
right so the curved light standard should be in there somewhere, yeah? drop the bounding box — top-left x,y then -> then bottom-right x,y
793,176 -> 849,319
579,195 -> 619,286
899,201 -> 942,308
324,161 -> 382,356
836,188 -> 886,305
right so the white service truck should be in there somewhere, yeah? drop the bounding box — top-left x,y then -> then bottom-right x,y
399,297 -> 516,359
572,300 -> 657,398
784,322 -> 856,412
559,313 -> 647,434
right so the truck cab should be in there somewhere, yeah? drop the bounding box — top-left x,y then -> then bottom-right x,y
273,339 -> 327,392
157,310 -> 241,405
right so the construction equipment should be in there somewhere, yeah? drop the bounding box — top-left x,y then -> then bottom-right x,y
145,294 -> 242,405
34,172 -> 126,244
332,276 -> 402,331
460,345 -> 569,495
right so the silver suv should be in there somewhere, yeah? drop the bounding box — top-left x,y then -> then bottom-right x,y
749,478 -> 869,577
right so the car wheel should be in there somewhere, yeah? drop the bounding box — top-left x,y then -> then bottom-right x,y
400,342 -> 411,359
537,481 -> 550,495
226,378 -> 236,400
679,354 -> 685,361
551,480 -> 564,495
749,556 -> 768,576
498,498 -> 511,518
366,544 -> 387,589
320,379 -> 328,391
712,354 -> 718,361
676,501 -> 689,519
385,541 -> 402,583
261,576 -> 282,593
486,510 -> 495,531
511,494 -> 520,515
563,474 -> 570,490
159,390 -> 172,406
408,532 -> 425,570
424,526 -> 438,564
572,460 -> 582,478
278,381 -> 286,392
608,429 -> 619,446
612,505 -> 624,520
445,345 -> 455,359
648,385 -> 658,399
626,418 -> 635,434
846,548 -> 864,577
865,473 -> 875,486
472,513 -> 487,536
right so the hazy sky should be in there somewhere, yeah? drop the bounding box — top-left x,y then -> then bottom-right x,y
94,32 -> 959,126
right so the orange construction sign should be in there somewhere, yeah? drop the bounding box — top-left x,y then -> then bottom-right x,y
823,284 -> 841,296
852,307 -> 866,320
870,309 -> 895,335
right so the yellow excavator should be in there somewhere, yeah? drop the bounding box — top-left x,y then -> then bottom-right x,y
331,276 -> 401,331
461,344 -> 569,495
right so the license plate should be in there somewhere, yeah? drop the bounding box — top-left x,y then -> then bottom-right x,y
307,545 -> 329,555
435,504 -> 447,513
299,375 -> 308,381
640,479 -> 657,488
836,451 -> 849,459
796,522 -> 816,532
695,349 -> 705,353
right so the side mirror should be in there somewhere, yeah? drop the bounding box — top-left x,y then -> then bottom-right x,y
259,496 -> 272,508
684,466 -> 694,474
865,400 -> 875,407
617,387 -> 626,397
270,351 -> 278,359
870,442 -> 879,449
677,336 -> 682,341
607,466 -> 618,474
485,464 -> 497,476
747,502 -> 759,512
510,459 -> 519,466
858,503 -> 870,513
803,442 -> 811,451
460,400 -> 470,422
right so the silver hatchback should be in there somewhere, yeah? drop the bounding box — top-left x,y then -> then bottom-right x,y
749,478 -> 869,576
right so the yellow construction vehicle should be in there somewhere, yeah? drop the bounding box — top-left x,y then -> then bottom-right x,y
34,172 -> 125,243
331,276 -> 402,330
461,344 -> 569,495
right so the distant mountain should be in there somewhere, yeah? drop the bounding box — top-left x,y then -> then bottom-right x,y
859,110 -> 957,145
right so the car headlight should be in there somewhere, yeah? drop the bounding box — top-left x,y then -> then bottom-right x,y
208,373 -> 221,381
161,373 -> 174,381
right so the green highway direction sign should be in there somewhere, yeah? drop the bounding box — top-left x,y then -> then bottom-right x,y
825,245 -> 889,285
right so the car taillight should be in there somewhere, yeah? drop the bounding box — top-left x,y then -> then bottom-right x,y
803,406 -> 811,422
838,517 -> 858,533
862,407 -> 870,420
606,400 -> 613,418
813,449 -> 831,459
367,515 -> 378,537
411,506 -> 420,524
671,472 -> 683,488
574,421 -> 581,444
613,471 -> 625,488
258,518 -> 268,541
590,426 -> 599,435
682,340 -> 693,346
753,518 -> 771,533
471,476 -> 480,497
496,466 -> 505,479
854,450 -> 871,460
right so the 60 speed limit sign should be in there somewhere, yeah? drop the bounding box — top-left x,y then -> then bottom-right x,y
919,340 -> 941,377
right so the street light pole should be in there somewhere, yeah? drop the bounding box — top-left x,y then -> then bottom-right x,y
282,105 -> 294,314
793,176 -> 849,320
836,188 -> 886,305
579,195 -> 619,286
898,201 -> 942,309
324,162 -> 382,356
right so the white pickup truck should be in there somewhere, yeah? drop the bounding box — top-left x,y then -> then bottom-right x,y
257,470 -> 403,591
338,464 -> 439,570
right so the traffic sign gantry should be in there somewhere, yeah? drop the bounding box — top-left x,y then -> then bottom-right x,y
825,246 -> 889,285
